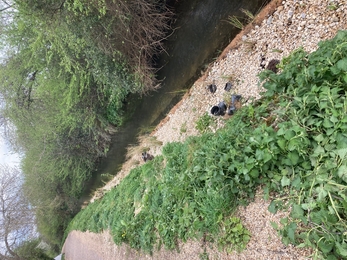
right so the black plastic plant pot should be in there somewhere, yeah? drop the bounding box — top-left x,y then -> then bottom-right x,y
228,106 -> 236,115
218,101 -> 227,115
228,95 -> 242,115
211,106 -> 221,115
211,101 -> 227,116
224,82 -> 232,91
208,84 -> 217,93
231,94 -> 242,103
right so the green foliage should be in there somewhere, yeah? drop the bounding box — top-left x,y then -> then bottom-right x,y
227,9 -> 255,30
327,3 -> 338,11
260,30 -> 347,259
67,136 -> 245,253
0,0 -> 172,249
218,217 -> 251,253
199,250 -> 209,260
195,113 -> 215,134
15,239 -> 54,260
180,122 -> 187,133
68,31 -> 347,258
227,15 -> 244,30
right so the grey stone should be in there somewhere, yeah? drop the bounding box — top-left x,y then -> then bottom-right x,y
267,16 -> 273,25
288,10 -> 294,18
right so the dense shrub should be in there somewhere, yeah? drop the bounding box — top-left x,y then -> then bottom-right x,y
0,0 -> 173,248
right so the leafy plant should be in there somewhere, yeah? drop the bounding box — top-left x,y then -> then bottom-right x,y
180,122 -> 187,133
195,113 -> 215,134
260,30 -> 347,259
218,217 -> 251,253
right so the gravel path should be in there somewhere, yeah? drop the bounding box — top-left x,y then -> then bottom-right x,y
63,0 -> 347,259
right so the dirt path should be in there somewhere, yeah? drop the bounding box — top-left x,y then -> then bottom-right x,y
62,190 -> 312,260
62,232 -> 104,260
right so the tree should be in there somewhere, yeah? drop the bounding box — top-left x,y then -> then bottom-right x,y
0,165 -> 36,260
0,1 -> 14,13
14,239 -> 53,260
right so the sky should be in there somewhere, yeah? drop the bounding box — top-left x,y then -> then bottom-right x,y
0,134 -> 20,166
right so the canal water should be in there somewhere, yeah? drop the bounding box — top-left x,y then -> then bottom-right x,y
84,0 -> 269,197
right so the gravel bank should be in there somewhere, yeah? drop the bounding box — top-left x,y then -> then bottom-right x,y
64,0 -> 347,259
153,0 -> 347,146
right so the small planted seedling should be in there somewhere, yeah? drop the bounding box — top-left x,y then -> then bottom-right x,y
218,217 -> 251,253
195,112 -> 215,133
180,122 -> 187,133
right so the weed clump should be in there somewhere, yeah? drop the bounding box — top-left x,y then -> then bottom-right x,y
195,113 -> 215,133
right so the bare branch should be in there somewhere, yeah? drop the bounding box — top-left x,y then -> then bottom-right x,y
0,165 -> 36,258
0,0 -> 14,12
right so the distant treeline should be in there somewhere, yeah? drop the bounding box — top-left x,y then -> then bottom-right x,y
0,0 -> 172,251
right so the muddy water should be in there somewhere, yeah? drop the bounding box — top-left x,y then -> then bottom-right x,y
83,0 -> 269,198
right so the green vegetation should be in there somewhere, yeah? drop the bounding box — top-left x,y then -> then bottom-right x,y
217,217 -> 251,253
227,15 -> 244,30
68,31 -> 347,259
195,112 -> 215,134
180,122 -> 187,133
259,30 -> 347,259
240,8 -> 255,23
327,3 -> 338,11
0,0 -> 172,250
14,239 -> 54,260
227,8 -> 255,30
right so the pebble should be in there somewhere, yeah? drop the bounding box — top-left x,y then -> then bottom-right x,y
267,16 -> 273,25
288,9 -> 294,17
332,15 -> 340,22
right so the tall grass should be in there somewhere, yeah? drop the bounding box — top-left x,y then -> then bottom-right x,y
228,8 -> 255,29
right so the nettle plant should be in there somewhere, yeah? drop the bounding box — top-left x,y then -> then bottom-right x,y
259,30 -> 347,259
